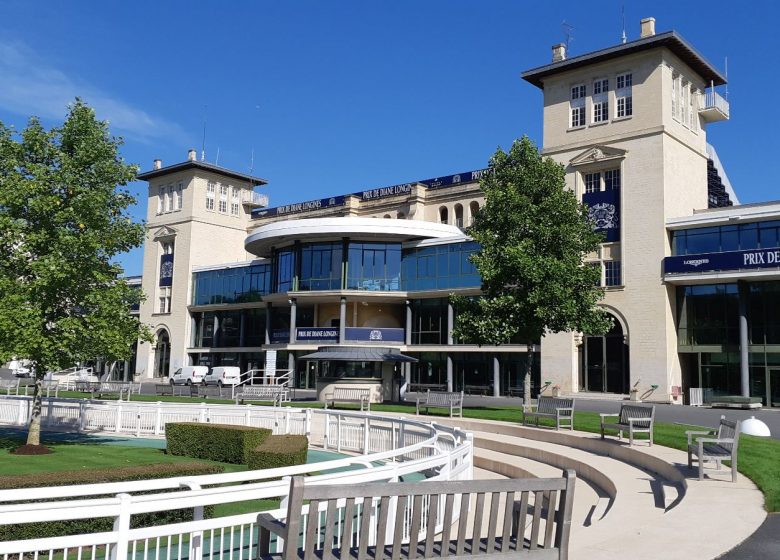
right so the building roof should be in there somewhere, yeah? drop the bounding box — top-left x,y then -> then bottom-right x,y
137,160 -> 268,186
522,31 -> 726,89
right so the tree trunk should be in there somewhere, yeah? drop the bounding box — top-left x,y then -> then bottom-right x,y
523,343 -> 534,408
25,372 -> 43,446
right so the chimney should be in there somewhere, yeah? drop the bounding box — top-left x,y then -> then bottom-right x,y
187,149 -> 197,162
552,43 -> 566,62
640,17 -> 656,38
153,159 -> 162,170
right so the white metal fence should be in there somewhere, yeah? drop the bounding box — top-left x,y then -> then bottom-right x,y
0,396 -> 473,559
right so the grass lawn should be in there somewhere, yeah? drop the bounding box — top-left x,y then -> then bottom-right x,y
42,392 -> 780,512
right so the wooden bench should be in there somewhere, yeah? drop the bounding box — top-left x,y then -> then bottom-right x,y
0,379 -> 19,395
687,417 -> 741,482
416,390 -> 464,418
522,396 -> 575,431
155,384 -> 174,396
600,404 -> 655,446
325,387 -> 372,412
198,385 -> 232,399
235,385 -> 289,406
257,471 -> 576,560
75,381 -> 134,400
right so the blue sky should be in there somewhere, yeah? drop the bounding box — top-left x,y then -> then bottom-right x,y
0,1 -> 775,275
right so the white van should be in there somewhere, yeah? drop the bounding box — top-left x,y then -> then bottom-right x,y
170,366 -> 208,385
204,366 -> 241,387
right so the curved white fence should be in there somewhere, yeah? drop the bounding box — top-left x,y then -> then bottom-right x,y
0,397 -> 473,559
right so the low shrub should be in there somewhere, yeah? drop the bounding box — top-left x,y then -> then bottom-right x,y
166,422 -> 271,464
246,435 -> 308,470
0,462 -> 223,541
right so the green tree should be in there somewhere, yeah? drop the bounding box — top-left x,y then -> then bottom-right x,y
452,136 -> 612,405
0,100 -> 151,448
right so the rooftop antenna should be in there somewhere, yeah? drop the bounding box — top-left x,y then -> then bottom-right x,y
249,147 -> 254,176
621,5 -> 627,44
561,21 -> 575,52
724,56 -> 729,100
200,105 -> 207,162
215,147 -> 220,167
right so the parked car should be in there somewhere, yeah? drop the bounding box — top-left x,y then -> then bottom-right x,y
169,366 -> 208,385
9,359 -> 32,378
203,366 -> 241,387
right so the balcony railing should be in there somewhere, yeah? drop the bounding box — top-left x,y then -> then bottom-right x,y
242,190 -> 269,208
699,90 -> 729,122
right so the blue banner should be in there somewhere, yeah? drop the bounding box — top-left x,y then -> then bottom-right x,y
159,254 -> 174,287
583,190 -> 620,242
419,169 -> 489,190
344,327 -> 405,343
270,329 -> 290,343
664,247 -> 780,274
296,327 -> 339,342
251,196 -> 346,219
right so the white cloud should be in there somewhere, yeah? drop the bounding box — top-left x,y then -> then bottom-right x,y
0,41 -> 184,142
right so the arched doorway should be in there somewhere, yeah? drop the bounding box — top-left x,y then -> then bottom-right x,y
582,314 -> 629,394
154,329 -> 171,378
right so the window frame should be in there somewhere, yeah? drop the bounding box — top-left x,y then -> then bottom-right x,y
615,72 -> 633,119
206,181 -> 215,211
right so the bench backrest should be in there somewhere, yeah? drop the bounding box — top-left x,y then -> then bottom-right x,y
618,404 -> 655,428
426,390 -> 463,405
242,385 -> 285,396
716,418 -> 741,453
274,471 -> 576,560
332,387 -> 370,400
0,380 -> 18,388
536,396 -> 574,414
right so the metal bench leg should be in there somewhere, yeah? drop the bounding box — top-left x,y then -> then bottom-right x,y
628,430 -> 633,446
687,448 -> 692,468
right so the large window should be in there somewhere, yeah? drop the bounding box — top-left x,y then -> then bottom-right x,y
347,242 -> 401,291
219,184 -> 228,213
615,73 -> 632,118
582,168 -> 620,194
318,360 -> 382,379
175,182 -> 183,210
604,260 -> 621,287
592,78 -> 609,123
231,187 -> 240,216
401,241 -> 480,291
677,284 -> 739,347
192,263 -> 271,305
275,248 -> 296,292
300,242 -> 343,291
672,221 -> 780,255
410,298 -> 448,345
206,181 -> 215,211
570,84 -> 586,128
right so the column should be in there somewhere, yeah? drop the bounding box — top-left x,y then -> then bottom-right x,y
339,297 -> 347,344
447,302 -> 454,391
288,353 -> 295,384
738,281 -> 750,398
493,356 -> 500,397
264,302 -> 272,345
213,314 -> 220,348
447,356 -> 453,392
289,298 -> 297,344
405,300 -> 413,345
239,310 -> 246,347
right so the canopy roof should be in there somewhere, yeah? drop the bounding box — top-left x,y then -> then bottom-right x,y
300,346 -> 418,363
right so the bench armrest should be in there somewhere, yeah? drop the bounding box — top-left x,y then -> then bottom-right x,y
696,437 -> 734,445
686,429 -> 714,444
627,417 -> 653,428
599,413 -> 618,424
556,407 -> 573,412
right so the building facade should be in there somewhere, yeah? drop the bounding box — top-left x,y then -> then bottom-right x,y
135,18 -> 780,406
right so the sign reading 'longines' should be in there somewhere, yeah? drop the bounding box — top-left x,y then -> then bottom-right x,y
251,169 -> 490,218
664,247 -> 780,274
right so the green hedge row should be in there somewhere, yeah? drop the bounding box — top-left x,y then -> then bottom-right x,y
166,422 -> 271,464
0,462 -> 223,541
247,435 -> 308,470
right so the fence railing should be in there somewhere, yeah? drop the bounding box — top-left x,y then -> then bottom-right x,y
0,397 -> 473,559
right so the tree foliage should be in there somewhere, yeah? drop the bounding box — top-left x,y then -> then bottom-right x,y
0,99 -> 151,445
452,136 -> 612,401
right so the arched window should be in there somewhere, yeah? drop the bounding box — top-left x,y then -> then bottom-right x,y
454,204 -> 464,228
439,206 -> 448,224
469,201 -> 480,225
383,214 -> 391,219
397,212 -> 405,220
154,329 -> 171,378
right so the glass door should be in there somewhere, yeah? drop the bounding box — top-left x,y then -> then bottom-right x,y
584,336 -> 604,392
769,368 -> 780,407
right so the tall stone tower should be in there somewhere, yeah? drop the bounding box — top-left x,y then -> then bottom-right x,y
134,150 -> 267,379
522,18 -> 730,400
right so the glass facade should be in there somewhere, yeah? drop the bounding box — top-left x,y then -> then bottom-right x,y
672,221 -> 780,255
401,241 -> 480,291
192,263 -> 271,306
677,284 -> 739,347
410,298 -> 448,345
300,242 -> 342,291
347,242 -> 401,291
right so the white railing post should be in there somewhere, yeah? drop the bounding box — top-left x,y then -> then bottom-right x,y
135,407 -> 142,438
199,402 -> 207,423
79,400 -> 87,432
245,405 -> 252,426
323,413 -> 330,450
285,409 -> 291,434
337,414 -> 342,453
115,403 -> 122,433
363,417 -> 370,454
305,408 -> 312,437
17,399 -> 25,425
111,493 -> 132,560
155,404 -> 162,435
180,480 -> 204,560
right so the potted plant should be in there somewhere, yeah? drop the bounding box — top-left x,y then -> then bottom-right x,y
629,387 -> 641,401
551,384 -> 561,397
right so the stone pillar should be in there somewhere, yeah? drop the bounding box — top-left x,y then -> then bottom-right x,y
289,298 -> 297,344
493,356 -> 500,397
447,356 -> 453,392
447,303 -> 454,345
339,297 -> 347,344
288,353 -> 295,384
738,281 -> 750,398
405,300 -> 413,345
264,302 -> 272,345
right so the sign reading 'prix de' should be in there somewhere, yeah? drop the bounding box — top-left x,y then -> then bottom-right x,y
664,247 -> 780,274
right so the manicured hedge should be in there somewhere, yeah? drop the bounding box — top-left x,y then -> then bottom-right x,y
166,422 -> 271,464
0,462 -> 223,541
246,435 -> 308,470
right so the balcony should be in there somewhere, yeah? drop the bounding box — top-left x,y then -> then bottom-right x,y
698,90 -> 729,122
242,190 -> 269,208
